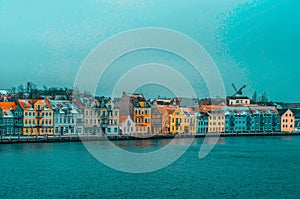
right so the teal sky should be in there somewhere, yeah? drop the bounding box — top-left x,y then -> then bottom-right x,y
0,0 -> 299,102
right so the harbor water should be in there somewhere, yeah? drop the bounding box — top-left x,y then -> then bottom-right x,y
0,136 -> 300,198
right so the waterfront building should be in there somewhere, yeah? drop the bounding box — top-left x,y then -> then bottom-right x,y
168,107 -> 196,134
249,106 -> 280,132
194,105 -> 209,134
223,106 -> 254,133
97,97 -> 120,135
292,110 -> 300,132
279,109 -> 295,132
119,92 -> 151,134
119,115 -> 135,135
201,105 -> 225,133
18,99 -> 54,136
74,97 -> 102,135
151,105 -> 163,134
195,112 -> 209,134
0,102 -> 23,136
50,100 -> 84,135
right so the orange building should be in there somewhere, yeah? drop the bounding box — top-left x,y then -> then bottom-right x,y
279,109 -> 295,132
18,99 -> 54,136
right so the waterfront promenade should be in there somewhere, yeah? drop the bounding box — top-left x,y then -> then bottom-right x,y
0,132 -> 299,144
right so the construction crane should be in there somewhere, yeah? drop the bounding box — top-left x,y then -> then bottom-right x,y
232,83 -> 246,96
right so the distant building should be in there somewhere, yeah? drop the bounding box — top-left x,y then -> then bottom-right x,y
50,100 -> 83,135
201,105 -> 225,133
223,106 -> 254,133
292,109 -> 300,132
227,96 -> 251,106
119,92 -> 151,134
97,97 -> 119,135
18,99 -> 54,136
249,106 -> 280,132
279,109 -> 295,132
195,112 -> 209,134
119,115 -> 135,135
151,105 -> 163,134
168,107 -> 196,134
0,102 -> 23,136
74,98 -> 101,135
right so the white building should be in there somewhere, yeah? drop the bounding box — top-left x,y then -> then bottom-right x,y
50,100 -> 84,135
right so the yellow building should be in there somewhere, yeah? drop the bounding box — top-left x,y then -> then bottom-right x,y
168,107 -> 196,134
18,99 -> 54,136
201,105 -> 225,133
279,109 -> 295,132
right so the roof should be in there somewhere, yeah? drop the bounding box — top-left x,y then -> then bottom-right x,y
119,115 -> 133,124
18,99 -> 52,110
227,96 -> 250,100
0,102 -> 18,116
50,100 -> 80,114
277,108 -> 292,116
249,106 -> 278,114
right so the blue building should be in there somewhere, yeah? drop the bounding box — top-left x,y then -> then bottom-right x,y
0,102 -> 23,136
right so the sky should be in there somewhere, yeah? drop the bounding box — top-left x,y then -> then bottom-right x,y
0,0 -> 299,102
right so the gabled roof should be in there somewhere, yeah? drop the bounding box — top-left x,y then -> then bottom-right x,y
119,115 -> 133,124
18,99 -> 52,110
50,100 -> 80,114
277,108 -> 292,116
0,102 -> 18,116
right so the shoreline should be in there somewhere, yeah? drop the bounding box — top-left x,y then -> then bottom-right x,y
0,132 -> 299,144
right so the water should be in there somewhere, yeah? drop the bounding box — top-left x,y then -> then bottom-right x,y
0,136 -> 300,198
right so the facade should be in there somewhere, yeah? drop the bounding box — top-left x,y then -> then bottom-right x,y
18,99 -> 54,136
168,107 -> 196,134
250,106 -> 280,132
50,100 -> 84,135
200,105 -> 225,133
195,112 -> 209,134
0,102 -> 23,136
279,109 -> 295,132
223,106 -> 254,133
119,115 -> 135,135
97,97 -> 119,135
151,105 -> 163,134
75,98 -> 102,135
119,93 -> 151,134
227,96 -> 251,106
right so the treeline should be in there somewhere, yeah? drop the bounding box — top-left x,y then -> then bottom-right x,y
8,82 -> 73,100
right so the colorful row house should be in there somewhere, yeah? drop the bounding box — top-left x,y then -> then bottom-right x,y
279,109 -> 295,132
74,96 -> 119,135
17,99 -> 54,136
195,105 -> 209,134
200,105 -> 225,133
119,116 -> 135,135
151,105 -> 170,134
96,97 -> 119,135
167,107 -> 196,134
0,102 -> 23,136
119,92 -> 151,134
50,100 -> 84,135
